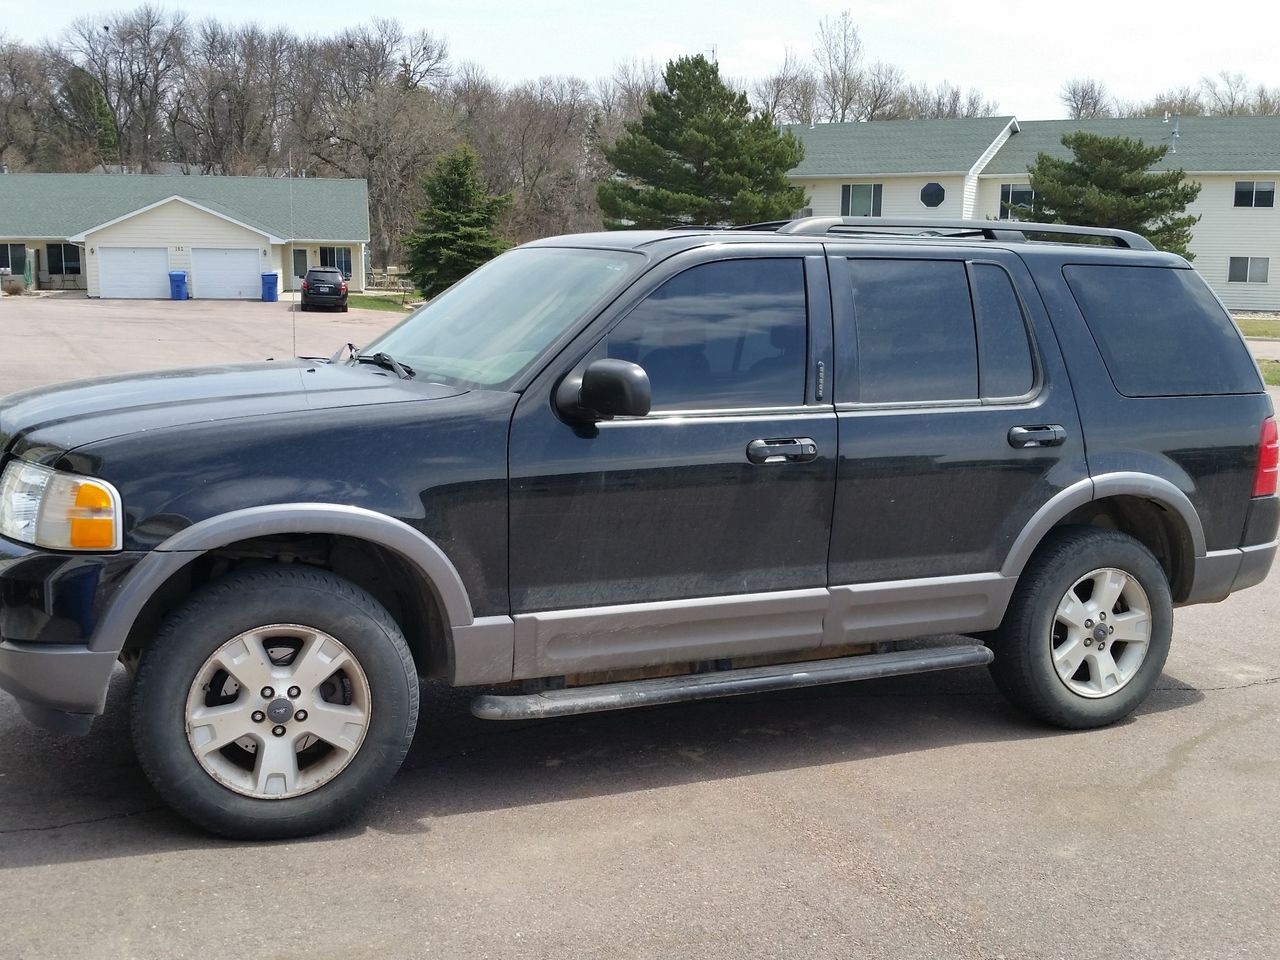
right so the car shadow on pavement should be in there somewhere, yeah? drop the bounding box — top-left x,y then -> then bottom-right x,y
0,660 -> 1205,866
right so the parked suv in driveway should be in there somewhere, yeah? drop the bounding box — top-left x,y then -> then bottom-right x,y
0,217 -> 1275,839
299,266 -> 348,311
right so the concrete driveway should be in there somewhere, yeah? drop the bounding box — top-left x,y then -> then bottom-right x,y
0,297 -> 1278,959
0,294 -> 404,395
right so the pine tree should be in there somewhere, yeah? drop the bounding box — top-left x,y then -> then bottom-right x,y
404,146 -> 511,298
598,55 -> 808,228
1019,132 -> 1201,258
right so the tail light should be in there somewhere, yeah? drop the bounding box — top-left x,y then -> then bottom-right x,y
1254,416 -> 1278,497
301,279 -> 308,291
340,280 -> 348,293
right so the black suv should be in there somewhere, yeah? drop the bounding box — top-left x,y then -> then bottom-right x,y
0,217 -> 1275,839
299,266 -> 348,311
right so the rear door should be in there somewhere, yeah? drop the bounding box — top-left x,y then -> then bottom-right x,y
827,245 -> 1087,589
507,244 -> 837,678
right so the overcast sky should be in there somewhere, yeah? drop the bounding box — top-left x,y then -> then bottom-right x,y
7,0 -> 1278,120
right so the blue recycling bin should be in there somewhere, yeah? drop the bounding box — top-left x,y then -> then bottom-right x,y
168,270 -> 187,300
261,272 -> 279,302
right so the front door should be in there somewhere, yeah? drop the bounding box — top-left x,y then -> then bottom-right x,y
292,249 -> 308,289
507,248 -> 837,679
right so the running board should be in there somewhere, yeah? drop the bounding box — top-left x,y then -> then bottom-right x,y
470,643 -> 994,720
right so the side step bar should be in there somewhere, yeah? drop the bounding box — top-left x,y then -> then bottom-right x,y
471,643 -> 993,721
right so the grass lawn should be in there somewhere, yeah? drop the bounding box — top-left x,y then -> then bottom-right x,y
347,293 -> 416,312
1236,316 -> 1280,339
1260,360 -> 1280,387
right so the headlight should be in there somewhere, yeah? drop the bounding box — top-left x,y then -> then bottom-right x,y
0,460 -> 123,551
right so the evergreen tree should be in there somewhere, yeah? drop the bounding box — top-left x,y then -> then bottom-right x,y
404,145 -> 511,298
1018,131 -> 1201,257
598,55 -> 808,228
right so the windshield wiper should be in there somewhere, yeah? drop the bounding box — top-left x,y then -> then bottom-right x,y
352,351 -> 415,380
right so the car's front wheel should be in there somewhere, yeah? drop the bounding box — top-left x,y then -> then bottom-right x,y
131,564 -> 419,839
988,527 -> 1173,729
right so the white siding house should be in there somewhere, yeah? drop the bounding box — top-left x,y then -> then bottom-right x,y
0,174 -> 370,299
789,115 -> 1280,311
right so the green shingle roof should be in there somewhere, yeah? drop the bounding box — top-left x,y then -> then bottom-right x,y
0,173 -> 369,241
982,116 -> 1280,176
785,116 -> 1016,176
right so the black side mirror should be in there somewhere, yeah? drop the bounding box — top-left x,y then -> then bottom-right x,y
556,358 -> 651,421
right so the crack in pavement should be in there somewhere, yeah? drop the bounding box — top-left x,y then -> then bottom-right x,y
0,805 -> 163,836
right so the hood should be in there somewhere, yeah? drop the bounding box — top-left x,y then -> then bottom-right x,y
0,360 -> 465,464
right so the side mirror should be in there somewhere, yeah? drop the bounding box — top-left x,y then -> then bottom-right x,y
556,358 -> 651,422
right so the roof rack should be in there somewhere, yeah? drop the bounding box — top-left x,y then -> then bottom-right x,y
768,216 -> 1155,251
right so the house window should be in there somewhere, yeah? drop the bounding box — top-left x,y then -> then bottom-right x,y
841,184 -> 883,217
320,246 -> 353,279
1228,257 -> 1270,283
46,243 -> 82,275
1233,181 -> 1275,208
0,243 -> 26,276
999,184 -> 1034,220
920,182 -> 946,208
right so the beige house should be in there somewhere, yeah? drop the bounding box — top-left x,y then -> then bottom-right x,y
0,173 -> 369,299
787,115 -> 1280,310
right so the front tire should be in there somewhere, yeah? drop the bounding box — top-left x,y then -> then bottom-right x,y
988,527 -> 1172,729
131,564 -> 419,839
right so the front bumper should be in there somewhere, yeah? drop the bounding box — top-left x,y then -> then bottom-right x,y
0,535 -> 144,733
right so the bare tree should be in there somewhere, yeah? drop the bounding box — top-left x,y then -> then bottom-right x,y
61,5 -> 188,171
1060,78 -> 1112,119
1201,70 -> 1252,115
896,81 -> 998,119
857,61 -> 906,120
751,49 -> 818,124
813,10 -> 862,122
1114,85 -> 1206,117
0,37 -> 53,169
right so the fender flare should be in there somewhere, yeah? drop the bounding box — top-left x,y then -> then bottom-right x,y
1000,472 -> 1206,581
88,503 -> 475,654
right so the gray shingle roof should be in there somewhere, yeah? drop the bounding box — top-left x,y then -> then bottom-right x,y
982,116 -> 1280,176
784,116 -> 1016,176
0,173 -> 369,241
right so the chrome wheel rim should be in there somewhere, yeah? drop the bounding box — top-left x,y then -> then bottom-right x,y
185,624 -> 371,800
1050,567 -> 1152,699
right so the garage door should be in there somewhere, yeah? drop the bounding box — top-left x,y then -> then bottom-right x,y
191,248 -> 261,299
98,247 -> 169,299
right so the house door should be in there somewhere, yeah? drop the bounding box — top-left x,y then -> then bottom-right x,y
292,249 -> 308,289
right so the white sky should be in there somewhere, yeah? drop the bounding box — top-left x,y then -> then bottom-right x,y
6,0 -> 1279,120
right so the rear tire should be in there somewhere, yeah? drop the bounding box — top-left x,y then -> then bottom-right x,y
988,527 -> 1172,729
131,564 -> 419,839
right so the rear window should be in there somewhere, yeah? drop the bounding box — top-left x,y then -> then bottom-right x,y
1063,265 -> 1260,397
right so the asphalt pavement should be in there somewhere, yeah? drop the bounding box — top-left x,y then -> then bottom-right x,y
0,297 -> 1277,959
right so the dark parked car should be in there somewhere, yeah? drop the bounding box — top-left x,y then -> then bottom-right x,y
0,217 -> 1275,839
300,266 -> 348,311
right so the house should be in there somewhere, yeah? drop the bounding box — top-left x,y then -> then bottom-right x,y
786,115 -> 1280,310
0,174 -> 369,299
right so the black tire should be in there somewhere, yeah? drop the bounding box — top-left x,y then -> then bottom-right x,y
299,302 -> 309,311
131,564 -> 419,840
988,526 -> 1173,729
341,303 -> 349,313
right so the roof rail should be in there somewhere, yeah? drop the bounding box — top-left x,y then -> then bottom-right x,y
773,216 -> 1156,251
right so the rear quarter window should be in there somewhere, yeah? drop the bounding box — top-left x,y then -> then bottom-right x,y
1063,264 -> 1261,397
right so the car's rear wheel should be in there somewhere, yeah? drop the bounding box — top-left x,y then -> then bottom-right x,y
988,527 -> 1172,729
131,564 -> 418,839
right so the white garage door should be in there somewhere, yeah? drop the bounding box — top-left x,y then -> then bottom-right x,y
191,248 -> 261,300
98,247 -> 170,299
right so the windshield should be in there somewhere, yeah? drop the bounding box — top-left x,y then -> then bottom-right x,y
358,247 -> 642,388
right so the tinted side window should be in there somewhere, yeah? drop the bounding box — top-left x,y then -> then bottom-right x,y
1063,265 -> 1261,397
848,259 -> 977,403
971,263 -> 1035,398
607,259 -> 807,410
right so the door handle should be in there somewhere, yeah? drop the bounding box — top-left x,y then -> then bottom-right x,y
747,437 -> 818,464
1008,424 -> 1067,448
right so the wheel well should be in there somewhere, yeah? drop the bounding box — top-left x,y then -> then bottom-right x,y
120,534 -> 449,678
1051,495 -> 1195,601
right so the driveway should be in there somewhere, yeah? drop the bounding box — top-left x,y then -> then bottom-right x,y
0,295 -> 404,395
0,297 -> 1278,959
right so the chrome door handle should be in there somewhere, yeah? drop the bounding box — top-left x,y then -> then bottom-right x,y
1008,424 -> 1067,448
747,438 -> 818,464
